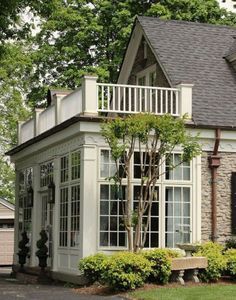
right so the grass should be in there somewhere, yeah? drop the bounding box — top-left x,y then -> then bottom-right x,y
130,284 -> 236,300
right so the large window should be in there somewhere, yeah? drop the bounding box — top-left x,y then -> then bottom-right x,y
18,168 -> 33,236
40,161 -> 54,187
59,150 -> 80,248
99,149 -> 192,249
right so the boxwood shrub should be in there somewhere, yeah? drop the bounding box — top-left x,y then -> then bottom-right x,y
102,252 -> 153,290
224,248 -> 236,278
194,241 -> 227,282
142,248 -> 181,284
79,253 -> 108,283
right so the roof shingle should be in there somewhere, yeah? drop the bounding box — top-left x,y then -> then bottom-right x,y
138,16 -> 236,127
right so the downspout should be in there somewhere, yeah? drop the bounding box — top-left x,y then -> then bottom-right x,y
208,128 -> 221,242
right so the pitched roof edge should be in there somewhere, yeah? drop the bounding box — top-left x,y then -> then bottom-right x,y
0,198 -> 15,211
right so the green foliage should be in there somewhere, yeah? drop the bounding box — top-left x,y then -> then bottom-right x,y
194,242 -> 227,282
79,253 -> 108,283
102,252 -> 153,290
225,249 -> 236,277
101,114 -> 201,251
0,43 -> 32,202
225,238 -> 236,250
142,249 -> 181,284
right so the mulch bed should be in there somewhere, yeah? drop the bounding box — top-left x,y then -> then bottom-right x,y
73,278 -> 236,297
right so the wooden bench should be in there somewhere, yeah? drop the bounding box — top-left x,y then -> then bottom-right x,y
171,257 -> 208,285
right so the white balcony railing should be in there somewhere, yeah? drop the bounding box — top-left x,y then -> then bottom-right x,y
18,75 -> 193,145
97,83 -> 180,116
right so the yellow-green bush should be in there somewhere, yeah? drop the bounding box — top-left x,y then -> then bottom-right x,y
142,248 -> 181,284
225,248 -> 236,278
79,253 -> 108,283
194,242 -> 227,282
102,252 -> 153,290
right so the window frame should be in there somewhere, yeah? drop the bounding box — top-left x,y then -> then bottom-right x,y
98,148 -> 194,250
59,149 -> 81,249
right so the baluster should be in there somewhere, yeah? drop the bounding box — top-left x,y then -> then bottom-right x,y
107,86 -> 110,111
118,86 -> 121,111
102,85 -> 104,110
160,89 -> 163,114
165,89 -> 168,113
155,89 -> 158,114
129,87 -> 131,112
170,90 -> 173,115
134,87 -> 137,113
113,86 -> 115,111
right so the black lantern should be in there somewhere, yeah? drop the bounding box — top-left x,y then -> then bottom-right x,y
48,181 -> 55,204
27,186 -> 34,207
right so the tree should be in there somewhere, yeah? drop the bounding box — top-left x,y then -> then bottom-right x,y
0,43 -> 32,202
26,0 -> 236,107
101,113 -> 201,252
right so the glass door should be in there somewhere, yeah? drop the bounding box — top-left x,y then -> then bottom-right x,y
41,193 -> 53,267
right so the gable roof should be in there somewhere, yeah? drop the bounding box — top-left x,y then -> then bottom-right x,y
136,16 -> 236,128
0,198 -> 14,211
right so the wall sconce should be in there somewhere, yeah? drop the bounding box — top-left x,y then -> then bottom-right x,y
48,181 -> 55,204
27,186 -> 34,207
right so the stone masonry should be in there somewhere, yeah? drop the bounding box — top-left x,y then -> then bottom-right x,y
201,151 -> 236,243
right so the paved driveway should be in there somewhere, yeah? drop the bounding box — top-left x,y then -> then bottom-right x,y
0,268 -> 126,300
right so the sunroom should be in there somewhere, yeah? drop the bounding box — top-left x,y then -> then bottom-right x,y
7,75 -> 201,278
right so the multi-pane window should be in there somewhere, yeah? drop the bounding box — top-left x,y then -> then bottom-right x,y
60,156 -> 69,183
18,168 -> 33,235
165,187 -> 191,248
100,150 -> 116,178
40,162 -> 54,187
59,187 -> 68,247
100,185 -> 126,247
71,185 -> 80,247
133,151 -> 159,179
59,150 -> 80,248
99,149 -> 193,249
133,185 -> 159,248
165,154 -> 190,181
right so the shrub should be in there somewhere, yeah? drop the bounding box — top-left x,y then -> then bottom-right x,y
142,249 -> 181,284
225,238 -> 236,250
79,253 -> 108,283
102,252 -> 153,290
225,249 -> 236,278
194,242 -> 227,282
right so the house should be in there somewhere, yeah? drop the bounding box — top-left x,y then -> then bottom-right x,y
0,198 -> 14,265
6,16 -> 236,281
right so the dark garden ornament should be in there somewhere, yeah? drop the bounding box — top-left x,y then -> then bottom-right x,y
36,229 -> 48,272
18,231 -> 30,271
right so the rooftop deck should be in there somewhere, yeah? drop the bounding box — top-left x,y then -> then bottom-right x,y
18,76 -> 194,145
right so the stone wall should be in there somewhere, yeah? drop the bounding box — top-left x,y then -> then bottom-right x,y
201,152 -> 236,243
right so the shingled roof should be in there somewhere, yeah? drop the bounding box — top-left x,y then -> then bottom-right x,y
137,16 -> 236,128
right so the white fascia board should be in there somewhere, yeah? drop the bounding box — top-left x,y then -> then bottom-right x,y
118,22 -> 143,84
11,121 -> 102,163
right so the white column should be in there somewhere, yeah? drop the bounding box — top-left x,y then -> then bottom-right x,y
81,75 -> 98,116
13,169 -> 20,265
176,83 -> 194,119
30,164 -> 41,266
17,122 -> 24,145
34,108 -> 43,136
52,156 -> 60,272
80,145 -> 98,258
55,97 -> 63,125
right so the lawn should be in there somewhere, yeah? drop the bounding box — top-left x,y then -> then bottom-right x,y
130,284 -> 236,300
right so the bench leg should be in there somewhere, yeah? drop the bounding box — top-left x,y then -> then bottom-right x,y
177,270 -> 185,285
192,269 -> 199,283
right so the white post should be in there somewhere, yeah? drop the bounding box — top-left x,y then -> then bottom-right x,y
80,145 -> 97,258
81,75 -> 98,116
176,83 -> 194,118
30,164 -> 41,267
52,156 -> 60,272
17,121 -> 24,145
34,108 -> 43,136
13,169 -> 20,266
55,97 -> 62,125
